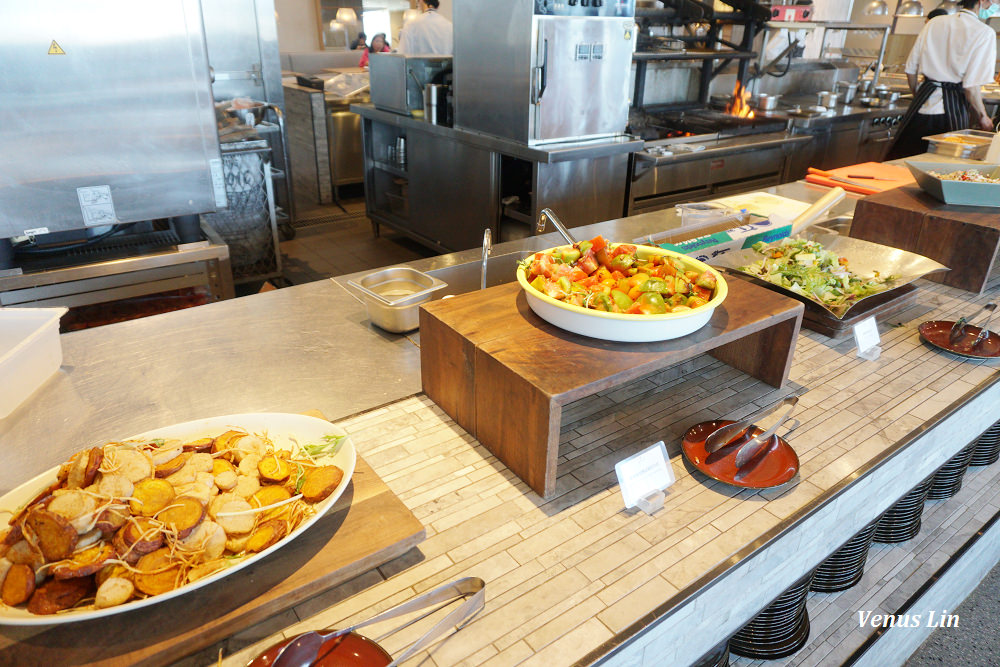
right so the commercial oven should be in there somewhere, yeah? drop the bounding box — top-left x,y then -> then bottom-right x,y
453,0 -> 636,145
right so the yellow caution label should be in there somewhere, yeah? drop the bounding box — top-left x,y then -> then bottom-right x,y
48,40 -> 66,55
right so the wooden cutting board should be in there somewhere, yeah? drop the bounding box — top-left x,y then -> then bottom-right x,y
0,432 -> 424,667
805,162 -> 914,195
852,186 -> 1000,294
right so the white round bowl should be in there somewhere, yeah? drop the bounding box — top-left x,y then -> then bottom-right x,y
516,243 -> 728,343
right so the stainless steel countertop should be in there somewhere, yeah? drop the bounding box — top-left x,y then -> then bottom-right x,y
0,178 -> 861,497
351,103 -> 645,164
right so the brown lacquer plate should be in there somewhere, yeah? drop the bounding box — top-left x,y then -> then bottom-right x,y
249,630 -> 393,667
918,321 -> 1000,359
682,420 -> 799,489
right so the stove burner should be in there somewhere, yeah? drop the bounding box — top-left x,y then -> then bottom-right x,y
636,108 -> 787,140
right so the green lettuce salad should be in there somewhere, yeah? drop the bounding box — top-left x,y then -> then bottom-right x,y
739,238 -> 895,316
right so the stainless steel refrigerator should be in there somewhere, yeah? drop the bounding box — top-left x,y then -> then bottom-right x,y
453,0 -> 636,145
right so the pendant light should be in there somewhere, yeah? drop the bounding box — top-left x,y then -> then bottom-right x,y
933,0 -> 960,13
336,8 -> 358,23
863,0 -> 891,15
403,8 -> 421,23
896,0 -> 925,15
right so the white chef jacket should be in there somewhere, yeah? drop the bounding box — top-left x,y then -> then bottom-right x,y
904,9 -> 997,115
397,9 -> 453,56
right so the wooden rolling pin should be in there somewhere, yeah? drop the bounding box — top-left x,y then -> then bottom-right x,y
791,187 -> 846,235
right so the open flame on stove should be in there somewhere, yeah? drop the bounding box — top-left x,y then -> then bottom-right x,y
725,81 -> 755,119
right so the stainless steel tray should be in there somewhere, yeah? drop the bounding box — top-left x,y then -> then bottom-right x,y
711,230 -> 949,319
923,130 -> 995,160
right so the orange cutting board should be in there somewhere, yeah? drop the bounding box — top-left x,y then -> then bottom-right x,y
805,162 -> 914,195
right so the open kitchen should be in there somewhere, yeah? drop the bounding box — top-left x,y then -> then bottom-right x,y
1,1 -> 1000,667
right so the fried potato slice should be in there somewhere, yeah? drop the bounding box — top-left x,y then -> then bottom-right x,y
133,548 -> 184,596
224,532 -> 252,553
183,437 -> 214,453
121,517 -> 165,555
129,478 -> 176,517
188,560 -> 227,582
75,528 -> 103,551
251,485 -> 292,509
25,508 -> 78,562
215,499 -> 255,535
149,441 -> 184,465
96,562 -> 132,587
245,520 -> 288,553
111,531 -> 142,565
258,454 -> 291,484
47,491 -> 100,534
157,496 -> 205,540
188,453 -> 214,474
154,452 -> 190,479
95,504 -> 130,538
66,447 -> 103,490
300,466 -> 345,503
178,520 -> 227,562
214,470 -> 238,492
6,541 -> 43,569
95,576 -> 134,609
232,475 -> 260,499
2,563 -> 36,606
51,541 -> 114,580
212,459 -> 236,477
27,576 -> 94,615
96,473 -> 134,500
211,430 -> 246,462
110,448 -> 155,484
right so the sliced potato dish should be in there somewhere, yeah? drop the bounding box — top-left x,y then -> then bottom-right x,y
0,426 -> 347,616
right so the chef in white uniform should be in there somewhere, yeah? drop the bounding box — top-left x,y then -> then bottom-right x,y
886,0 -> 997,159
397,0 -> 453,56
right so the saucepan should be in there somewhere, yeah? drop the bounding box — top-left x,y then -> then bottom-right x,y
755,93 -> 781,111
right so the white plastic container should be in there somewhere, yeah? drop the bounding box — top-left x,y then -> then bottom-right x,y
0,307 -> 67,418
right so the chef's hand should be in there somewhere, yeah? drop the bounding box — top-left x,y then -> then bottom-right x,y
978,113 -> 996,132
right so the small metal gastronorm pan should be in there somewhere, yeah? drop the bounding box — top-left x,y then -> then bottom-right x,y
348,267 -> 447,333
923,130 -> 995,160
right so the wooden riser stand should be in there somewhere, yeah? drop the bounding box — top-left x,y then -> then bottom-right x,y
420,281 -> 804,498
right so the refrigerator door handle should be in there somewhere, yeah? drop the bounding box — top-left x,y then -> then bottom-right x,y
532,38 -> 548,104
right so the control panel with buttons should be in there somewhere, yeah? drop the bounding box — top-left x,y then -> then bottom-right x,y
535,0 -> 630,16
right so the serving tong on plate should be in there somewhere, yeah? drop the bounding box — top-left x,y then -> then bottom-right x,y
704,397 -> 799,479
270,577 -> 485,667
950,302 -> 997,350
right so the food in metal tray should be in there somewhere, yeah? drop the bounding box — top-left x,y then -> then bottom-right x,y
738,237 -> 896,313
0,428 -> 346,616
523,235 -> 719,315
927,168 -> 1000,184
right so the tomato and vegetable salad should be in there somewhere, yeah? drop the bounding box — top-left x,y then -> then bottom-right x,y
519,236 -> 722,315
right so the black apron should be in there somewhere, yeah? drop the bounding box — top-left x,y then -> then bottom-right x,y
885,78 -> 969,160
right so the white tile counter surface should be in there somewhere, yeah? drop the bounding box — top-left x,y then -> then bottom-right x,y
175,279 -> 1000,667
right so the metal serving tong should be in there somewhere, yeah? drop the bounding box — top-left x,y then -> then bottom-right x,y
704,396 -> 797,455
271,577 -> 485,667
950,302 -> 997,350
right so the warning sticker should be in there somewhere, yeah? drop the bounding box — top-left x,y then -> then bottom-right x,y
76,185 -> 118,226
48,40 -> 65,55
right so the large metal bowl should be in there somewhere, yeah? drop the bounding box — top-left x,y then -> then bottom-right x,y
515,244 -> 728,343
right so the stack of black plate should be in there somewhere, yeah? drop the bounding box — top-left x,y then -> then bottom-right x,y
873,478 -> 934,544
970,421 -> 1000,467
928,444 -> 977,500
811,518 -> 881,593
691,640 -> 730,667
729,573 -> 813,660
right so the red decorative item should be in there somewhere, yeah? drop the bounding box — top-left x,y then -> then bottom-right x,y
771,5 -> 813,21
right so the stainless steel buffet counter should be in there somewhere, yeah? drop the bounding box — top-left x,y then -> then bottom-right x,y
2,178 -> 1000,667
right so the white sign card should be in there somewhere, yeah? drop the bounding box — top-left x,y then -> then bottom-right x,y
853,316 -> 882,360
615,441 -> 676,510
